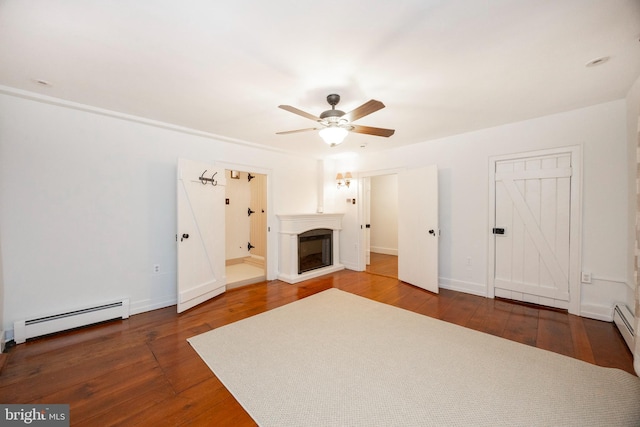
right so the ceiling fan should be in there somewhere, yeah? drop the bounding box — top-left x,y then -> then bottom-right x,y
277,94 -> 395,147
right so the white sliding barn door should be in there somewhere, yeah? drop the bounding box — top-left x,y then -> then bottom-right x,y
177,158 -> 226,313
398,165 -> 439,293
492,151 -> 574,308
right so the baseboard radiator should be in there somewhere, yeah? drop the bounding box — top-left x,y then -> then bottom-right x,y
13,299 -> 129,344
613,303 -> 635,352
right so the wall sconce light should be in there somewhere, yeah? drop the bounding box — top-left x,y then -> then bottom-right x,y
336,172 -> 352,189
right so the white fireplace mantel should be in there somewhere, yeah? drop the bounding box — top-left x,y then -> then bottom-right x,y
277,213 -> 343,235
277,213 -> 344,284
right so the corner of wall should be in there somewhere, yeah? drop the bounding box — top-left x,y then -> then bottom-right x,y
580,278 -> 629,321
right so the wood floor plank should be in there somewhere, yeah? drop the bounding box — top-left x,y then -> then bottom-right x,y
149,337 -> 214,394
439,292 -> 483,327
502,304 -> 539,347
41,361 -> 173,424
180,393 -> 256,427
477,299 -> 514,337
582,317 -> 634,371
366,252 -> 398,278
568,315 -> 596,364
116,377 -> 237,426
0,342 -> 156,402
536,309 -> 574,357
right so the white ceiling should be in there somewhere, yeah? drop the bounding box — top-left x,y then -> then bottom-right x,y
1,1 -> 639,159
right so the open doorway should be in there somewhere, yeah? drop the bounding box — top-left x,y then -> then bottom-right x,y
359,166 -> 439,293
365,174 -> 399,278
225,169 -> 267,288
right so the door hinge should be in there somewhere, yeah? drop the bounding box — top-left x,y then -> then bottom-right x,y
492,228 -> 505,235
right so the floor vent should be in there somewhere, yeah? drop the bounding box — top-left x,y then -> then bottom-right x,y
613,303 -> 635,352
13,299 -> 129,344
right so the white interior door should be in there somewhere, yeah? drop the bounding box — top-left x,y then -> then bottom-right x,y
398,165 -> 439,293
177,158 -> 226,313
493,152 -> 572,305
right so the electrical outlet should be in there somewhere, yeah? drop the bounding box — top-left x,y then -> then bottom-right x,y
581,272 -> 591,283
154,264 -> 160,274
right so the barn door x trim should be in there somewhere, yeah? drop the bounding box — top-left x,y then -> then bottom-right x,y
487,146 -> 582,316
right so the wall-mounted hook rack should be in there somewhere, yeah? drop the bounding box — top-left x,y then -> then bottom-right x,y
247,241 -> 255,251
199,170 -> 218,186
248,207 -> 255,216
247,173 -> 255,182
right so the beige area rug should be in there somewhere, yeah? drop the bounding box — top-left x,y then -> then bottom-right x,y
188,289 -> 640,426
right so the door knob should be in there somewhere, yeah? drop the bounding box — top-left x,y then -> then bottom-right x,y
181,233 -> 189,241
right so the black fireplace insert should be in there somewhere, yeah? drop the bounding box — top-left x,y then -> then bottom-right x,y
298,228 -> 332,274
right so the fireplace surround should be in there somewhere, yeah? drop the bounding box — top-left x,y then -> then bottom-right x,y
277,214 -> 344,284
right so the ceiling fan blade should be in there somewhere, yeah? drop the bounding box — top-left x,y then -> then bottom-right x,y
276,127 -> 320,135
343,99 -> 385,122
350,124 -> 395,137
278,105 -> 322,122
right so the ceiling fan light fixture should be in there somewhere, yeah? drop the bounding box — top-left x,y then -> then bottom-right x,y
319,126 -> 348,147
277,94 -> 394,144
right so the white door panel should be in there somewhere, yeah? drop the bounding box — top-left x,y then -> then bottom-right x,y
493,153 -> 571,303
364,177 -> 371,266
177,159 -> 226,313
398,165 -> 438,293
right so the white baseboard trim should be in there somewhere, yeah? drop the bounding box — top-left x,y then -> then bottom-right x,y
370,247 -> 398,256
580,304 -> 614,322
129,296 -> 177,316
0,330 -> 5,353
341,261 -> 361,271
278,265 -> 345,284
439,277 -> 487,297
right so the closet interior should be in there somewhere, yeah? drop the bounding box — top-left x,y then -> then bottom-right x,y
225,170 -> 267,288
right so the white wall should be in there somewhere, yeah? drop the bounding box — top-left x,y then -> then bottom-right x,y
333,100 -> 629,319
0,92 -> 319,338
370,174 -> 398,255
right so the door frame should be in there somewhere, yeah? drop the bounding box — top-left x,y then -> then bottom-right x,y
487,145 -> 582,315
363,176 -> 371,266
357,168 -> 404,272
216,161 -> 275,281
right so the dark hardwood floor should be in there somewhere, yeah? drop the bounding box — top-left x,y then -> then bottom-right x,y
366,252 -> 398,278
0,269 -> 634,426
